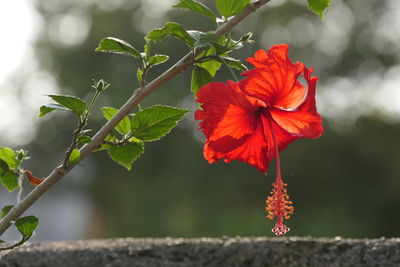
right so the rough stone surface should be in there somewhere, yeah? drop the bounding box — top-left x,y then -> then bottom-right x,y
1,237 -> 400,266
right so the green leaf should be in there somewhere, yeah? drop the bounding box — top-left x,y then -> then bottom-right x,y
131,105 -> 188,141
1,205 -> 14,218
196,46 -> 222,77
307,0 -> 331,19
210,41 -> 229,54
15,216 -> 39,242
68,149 -> 80,165
191,66 -> 213,95
77,134 -> 92,144
0,147 -> 18,170
198,58 -> 221,77
148,55 -> 169,66
0,159 -> 9,175
48,95 -> 87,115
221,57 -> 247,71
108,142 -> 144,171
95,135 -> 113,152
144,42 -> 150,58
216,0 -> 250,18
105,133 -> 117,142
137,68 -> 143,82
39,103 -> 71,118
102,107 -> 131,135
173,0 -> 217,21
145,22 -> 195,47
95,144 -> 111,152
0,172 -> 19,192
95,37 -> 141,58
207,35 -> 243,55
188,31 -> 216,49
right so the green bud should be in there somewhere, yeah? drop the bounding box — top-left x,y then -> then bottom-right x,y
92,79 -> 110,92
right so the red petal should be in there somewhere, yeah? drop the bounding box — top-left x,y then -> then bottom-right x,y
205,119 -> 270,173
195,81 -> 271,172
196,80 -> 263,141
260,111 -> 298,161
246,49 -> 269,68
205,112 -> 297,173
269,67 -> 323,139
241,45 -> 306,110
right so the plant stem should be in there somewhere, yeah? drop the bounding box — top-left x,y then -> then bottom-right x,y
140,66 -> 148,88
0,239 -> 25,251
0,0 -> 271,237
221,58 -> 239,82
86,91 -> 101,118
193,54 -> 218,64
62,122 -> 85,168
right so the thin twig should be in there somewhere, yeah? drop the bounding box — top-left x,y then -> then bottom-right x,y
62,124 -> 84,168
0,240 -> 25,251
0,0 -> 270,236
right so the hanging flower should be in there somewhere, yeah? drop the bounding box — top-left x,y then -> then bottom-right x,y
195,44 -> 323,235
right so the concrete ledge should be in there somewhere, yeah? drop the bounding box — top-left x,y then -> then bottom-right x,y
1,237 -> 400,266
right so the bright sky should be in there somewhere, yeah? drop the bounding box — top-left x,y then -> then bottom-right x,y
0,1 -> 61,146
0,1 -> 41,145
0,1 -> 38,83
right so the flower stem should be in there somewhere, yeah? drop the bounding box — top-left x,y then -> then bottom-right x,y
271,127 -> 282,182
264,112 -> 282,180
264,110 -> 293,236
86,91 -> 101,119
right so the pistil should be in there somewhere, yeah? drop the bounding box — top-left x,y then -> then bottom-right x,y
264,110 -> 294,236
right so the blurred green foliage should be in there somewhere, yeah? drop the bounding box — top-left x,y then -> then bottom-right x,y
21,0 -> 400,238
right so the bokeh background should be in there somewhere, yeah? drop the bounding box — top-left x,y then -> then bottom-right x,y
1,0 -> 400,241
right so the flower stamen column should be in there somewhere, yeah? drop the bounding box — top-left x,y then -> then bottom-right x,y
265,112 -> 294,236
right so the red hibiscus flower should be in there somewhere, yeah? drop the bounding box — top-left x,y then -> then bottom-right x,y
195,44 -> 323,235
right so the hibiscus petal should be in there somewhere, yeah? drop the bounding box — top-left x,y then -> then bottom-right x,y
269,67 -> 323,139
206,119 -> 270,173
270,108 -> 323,139
195,81 -> 270,172
260,111 -> 298,162
198,111 -> 298,174
195,80 -> 263,140
246,49 -> 269,68
205,111 -> 298,174
241,45 -> 306,110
